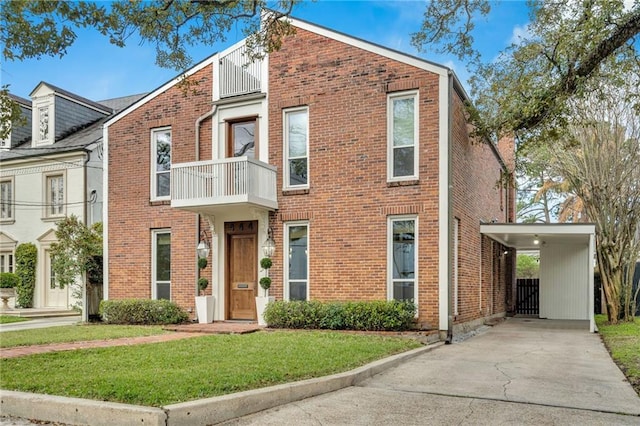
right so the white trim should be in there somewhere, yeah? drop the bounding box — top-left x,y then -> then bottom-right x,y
588,233 -> 596,332
42,170 -> 66,219
387,215 -> 419,308
287,18 -> 449,77
454,217 -> 460,316
33,99 -> 54,147
0,176 -> 14,223
284,221 -> 309,301
150,127 -> 172,201
151,229 -> 171,300
103,125 -> 109,300
387,90 -> 419,182
438,73 -> 449,331
282,107 -> 309,190
105,55 -> 218,128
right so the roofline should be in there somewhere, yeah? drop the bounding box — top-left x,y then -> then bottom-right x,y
286,16 -> 450,77
104,53 -> 218,128
30,81 -> 112,114
9,93 -> 32,108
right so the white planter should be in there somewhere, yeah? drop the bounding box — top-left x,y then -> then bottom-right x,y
255,296 -> 275,326
0,288 -> 16,310
195,295 -> 215,324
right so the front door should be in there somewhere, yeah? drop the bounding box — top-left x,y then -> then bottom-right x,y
45,250 -> 68,308
226,221 -> 257,320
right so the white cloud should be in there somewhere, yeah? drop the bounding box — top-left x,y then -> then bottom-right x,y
509,24 -> 531,45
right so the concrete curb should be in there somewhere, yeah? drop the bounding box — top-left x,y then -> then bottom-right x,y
0,391 -> 166,426
0,343 -> 442,425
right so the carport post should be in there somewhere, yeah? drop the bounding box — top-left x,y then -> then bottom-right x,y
589,232 -> 595,332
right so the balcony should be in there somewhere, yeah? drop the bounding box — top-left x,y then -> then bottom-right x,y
171,157 -> 278,214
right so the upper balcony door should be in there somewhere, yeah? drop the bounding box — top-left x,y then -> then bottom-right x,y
227,118 -> 257,160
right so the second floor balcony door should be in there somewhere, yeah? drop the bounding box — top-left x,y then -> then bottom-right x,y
228,119 -> 256,159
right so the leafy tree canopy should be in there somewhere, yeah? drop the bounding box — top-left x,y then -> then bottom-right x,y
412,0 -> 640,146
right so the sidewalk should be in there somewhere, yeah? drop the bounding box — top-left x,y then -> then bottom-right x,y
0,321 -> 264,359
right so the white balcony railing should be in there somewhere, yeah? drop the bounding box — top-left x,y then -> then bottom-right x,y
171,157 -> 277,212
219,44 -> 262,98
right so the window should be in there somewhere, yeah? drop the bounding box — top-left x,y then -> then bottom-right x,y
285,222 -> 308,300
152,230 -> 171,300
0,252 -> 13,273
283,108 -> 309,188
0,178 -> 13,221
388,216 -> 417,302
388,91 -> 419,180
228,119 -> 256,159
39,106 -> 50,142
45,173 -> 64,217
151,128 -> 171,200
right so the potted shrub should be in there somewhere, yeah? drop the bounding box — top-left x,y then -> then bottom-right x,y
195,259 -> 214,324
255,257 -> 275,326
0,272 -> 18,310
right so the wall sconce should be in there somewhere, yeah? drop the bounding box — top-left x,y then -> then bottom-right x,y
533,235 -> 540,245
197,230 -> 210,259
262,227 -> 275,258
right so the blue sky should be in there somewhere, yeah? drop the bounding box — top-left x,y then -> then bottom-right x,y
1,1 -> 530,102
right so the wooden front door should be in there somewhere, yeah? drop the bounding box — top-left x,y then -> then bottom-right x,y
226,221 -> 258,320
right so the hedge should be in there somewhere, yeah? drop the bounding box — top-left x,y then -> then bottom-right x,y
263,300 -> 417,331
15,243 -> 37,308
99,299 -> 189,325
0,272 -> 19,288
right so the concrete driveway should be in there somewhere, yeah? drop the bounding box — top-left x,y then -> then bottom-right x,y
223,318 -> 640,425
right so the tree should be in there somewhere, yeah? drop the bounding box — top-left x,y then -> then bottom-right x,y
547,80 -> 640,323
50,215 -> 103,312
0,0 -> 299,131
412,0 -> 640,145
516,254 -> 539,279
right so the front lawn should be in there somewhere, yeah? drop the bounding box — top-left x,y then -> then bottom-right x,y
596,314 -> 640,396
0,330 -> 420,406
0,324 -> 168,348
0,315 -> 30,324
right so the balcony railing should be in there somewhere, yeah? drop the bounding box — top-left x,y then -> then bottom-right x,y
219,44 -> 262,98
171,157 -> 277,213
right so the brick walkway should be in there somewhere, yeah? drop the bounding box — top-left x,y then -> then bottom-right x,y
1,322 -> 263,359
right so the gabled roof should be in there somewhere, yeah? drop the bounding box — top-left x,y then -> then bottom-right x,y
104,53 -> 218,128
8,93 -> 31,109
0,117 -> 106,162
30,81 -> 112,114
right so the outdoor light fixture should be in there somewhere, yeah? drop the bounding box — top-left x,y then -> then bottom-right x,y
262,227 -> 275,258
533,235 -> 540,245
197,230 -> 210,259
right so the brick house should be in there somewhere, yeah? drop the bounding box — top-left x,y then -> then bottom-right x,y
104,17 -> 515,334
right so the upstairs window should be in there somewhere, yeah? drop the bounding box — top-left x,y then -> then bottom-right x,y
228,119 -> 256,159
283,108 -> 309,189
0,178 -> 13,221
44,173 -> 65,218
151,127 -> 171,200
388,91 -> 419,181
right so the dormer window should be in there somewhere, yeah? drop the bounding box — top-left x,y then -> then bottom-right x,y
32,97 -> 54,147
39,106 -> 50,141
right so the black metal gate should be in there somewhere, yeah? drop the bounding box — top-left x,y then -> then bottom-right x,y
516,278 -> 539,315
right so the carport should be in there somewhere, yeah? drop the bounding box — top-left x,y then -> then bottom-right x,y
480,223 -> 596,332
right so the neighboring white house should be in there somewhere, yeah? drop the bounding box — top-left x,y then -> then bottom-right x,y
0,82 -> 143,311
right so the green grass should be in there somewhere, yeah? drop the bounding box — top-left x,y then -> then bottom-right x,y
0,331 -> 421,406
0,315 -> 30,324
596,314 -> 640,395
0,324 -> 168,348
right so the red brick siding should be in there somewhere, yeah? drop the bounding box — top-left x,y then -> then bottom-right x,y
451,91 -> 509,323
107,66 -> 213,314
267,28 -> 443,328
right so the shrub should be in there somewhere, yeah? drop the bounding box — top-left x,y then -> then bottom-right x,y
260,257 -> 273,270
99,299 -> 189,325
259,276 -> 272,290
198,257 -> 208,270
15,243 -> 37,308
198,277 -> 209,293
0,272 -> 19,288
264,300 -> 416,331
